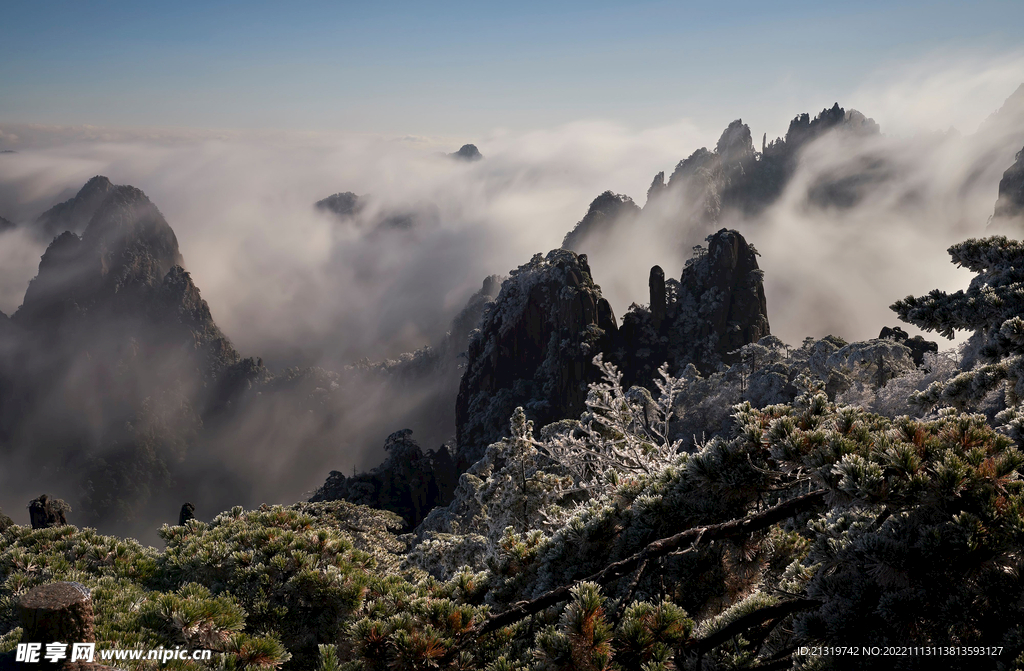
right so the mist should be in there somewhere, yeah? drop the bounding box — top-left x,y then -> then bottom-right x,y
0,53 -> 1022,540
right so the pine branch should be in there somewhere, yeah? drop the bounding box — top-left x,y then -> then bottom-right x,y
685,599 -> 820,655
610,559 -> 648,625
477,489 -> 827,636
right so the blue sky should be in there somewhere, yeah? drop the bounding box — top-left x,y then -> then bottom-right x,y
2,1 -> 1023,139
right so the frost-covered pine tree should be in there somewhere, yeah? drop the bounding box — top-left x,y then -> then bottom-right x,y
893,236 -> 1024,408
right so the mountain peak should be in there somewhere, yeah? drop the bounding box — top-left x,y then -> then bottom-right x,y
35,175 -> 116,238
450,144 -> 483,161
561,191 -> 640,252
315,192 -> 362,218
16,183 -> 183,326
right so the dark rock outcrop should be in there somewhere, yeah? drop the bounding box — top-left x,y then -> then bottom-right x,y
450,144 -> 483,161
649,265 -> 666,330
561,191 -> 640,252
455,249 -> 617,469
315,191 -> 361,218
618,229 -> 770,385
0,214 -> 13,233
678,228 -> 769,362
645,172 -> 666,206
310,429 -> 456,530
177,502 -> 195,526
28,495 -> 69,529
0,179 -> 247,526
878,326 -> 938,366
994,146 -> 1024,222
34,175 -> 115,239
16,184 -> 185,330
314,191 -> 439,232
0,507 -> 12,531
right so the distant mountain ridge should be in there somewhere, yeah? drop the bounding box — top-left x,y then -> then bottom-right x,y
564,103 -> 881,254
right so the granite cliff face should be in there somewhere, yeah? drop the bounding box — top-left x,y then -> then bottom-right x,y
455,249 -> 617,469
994,146 -> 1024,224
454,232 -> 769,468
676,228 -> 770,362
617,228 -> 770,386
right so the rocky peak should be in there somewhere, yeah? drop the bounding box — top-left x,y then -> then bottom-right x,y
777,103 -> 879,156
716,119 -> 755,166
993,146 -> 1024,223
81,185 -> 183,284
617,228 -> 770,385
455,249 -> 617,469
450,144 -> 483,161
645,171 -> 666,206
16,184 -> 183,327
35,175 -> 115,238
561,191 -> 640,252
315,192 -> 362,218
667,147 -> 716,188
677,228 -> 770,366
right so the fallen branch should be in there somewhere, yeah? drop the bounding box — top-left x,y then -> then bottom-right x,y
478,489 -> 827,636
